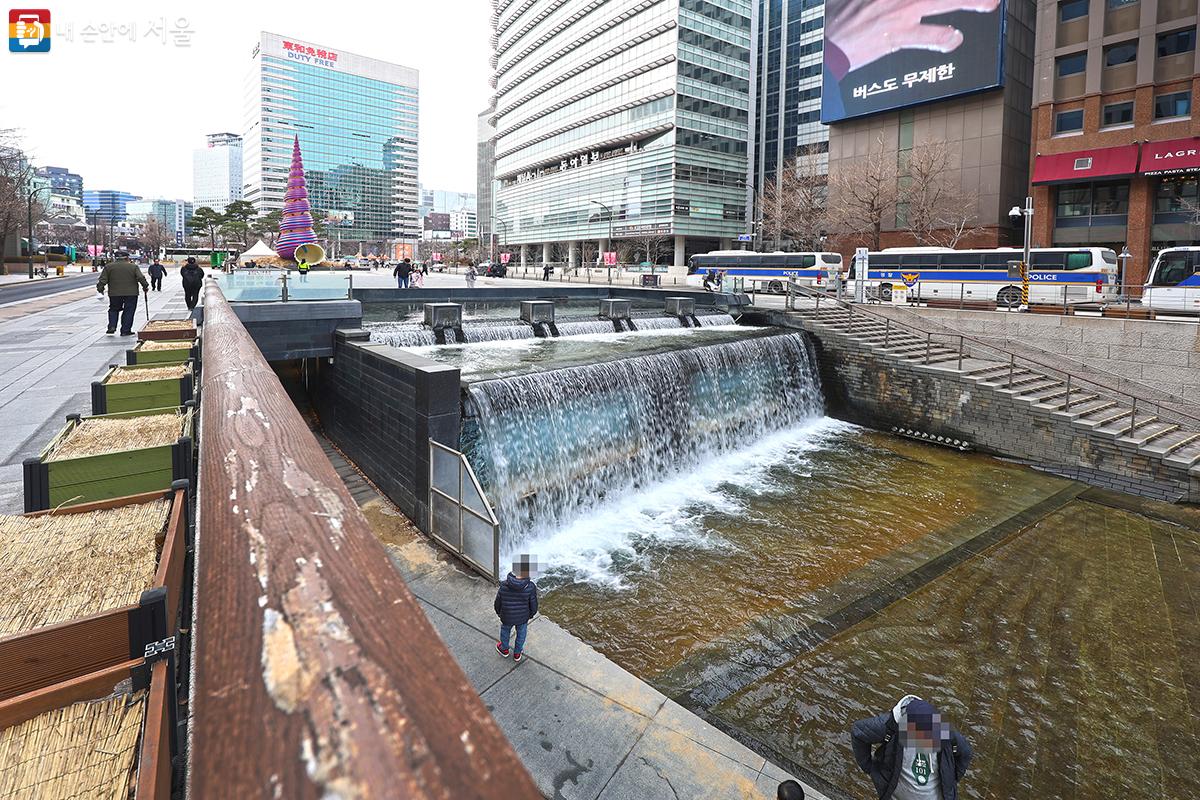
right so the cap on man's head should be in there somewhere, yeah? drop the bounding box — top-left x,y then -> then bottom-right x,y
115,250 -> 129,258
777,779 -> 804,800
905,699 -> 938,733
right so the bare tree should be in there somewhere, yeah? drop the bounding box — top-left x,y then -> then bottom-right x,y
140,216 -> 172,260
761,144 -> 828,251
0,130 -> 42,274
900,140 -> 981,248
580,240 -> 598,268
827,134 -> 898,251
618,232 -> 670,267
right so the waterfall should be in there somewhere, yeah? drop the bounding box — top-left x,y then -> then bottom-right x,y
463,323 -> 536,342
366,322 -> 438,347
555,320 -> 617,337
696,313 -> 735,326
462,332 -> 824,558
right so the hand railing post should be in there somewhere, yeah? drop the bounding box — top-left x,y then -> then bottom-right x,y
1007,353 -> 1015,388
1130,397 -> 1137,434
884,317 -> 891,349
924,332 -> 931,364
957,334 -> 964,371
280,270 -> 288,302
1064,374 -> 1072,411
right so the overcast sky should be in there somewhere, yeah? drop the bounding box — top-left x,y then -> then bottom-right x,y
1,0 -> 492,198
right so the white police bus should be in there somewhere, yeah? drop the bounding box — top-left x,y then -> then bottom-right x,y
687,251 -> 844,293
854,246 -> 1119,306
1142,246 -> 1200,314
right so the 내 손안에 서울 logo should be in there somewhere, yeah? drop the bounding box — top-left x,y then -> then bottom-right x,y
9,9 -> 50,52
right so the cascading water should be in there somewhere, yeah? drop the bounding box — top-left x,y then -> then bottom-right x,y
368,312 -> 736,348
555,320 -> 618,337
366,322 -> 438,347
462,323 -> 535,342
462,332 -> 824,563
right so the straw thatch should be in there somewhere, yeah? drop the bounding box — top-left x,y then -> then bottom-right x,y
0,690 -> 145,799
46,411 -> 185,461
0,498 -> 169,637
142,320 -> 194,332
137,339 -> 194,352
106,365 -> 188,385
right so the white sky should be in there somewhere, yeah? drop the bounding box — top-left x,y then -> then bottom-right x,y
1,0 -> 492,198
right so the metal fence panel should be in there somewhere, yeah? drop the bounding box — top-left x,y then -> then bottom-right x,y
429,440 -> 500,580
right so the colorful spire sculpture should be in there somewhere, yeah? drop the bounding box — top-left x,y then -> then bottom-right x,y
275,136 -> 318,261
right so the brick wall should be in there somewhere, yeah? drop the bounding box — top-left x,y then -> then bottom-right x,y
791,318 -> 1199,502
315,330 -> 461,529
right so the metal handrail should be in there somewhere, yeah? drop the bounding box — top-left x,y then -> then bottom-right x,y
429,439 -> 501,581
787,280 -> 1200,429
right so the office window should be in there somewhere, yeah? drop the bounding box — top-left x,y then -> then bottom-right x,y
1155,177 -> 1199,212
1055,109 -> 1085,133
1154,91 -> 1191,119
1104,41 -> 1138,66
1057,52 -> 1087,77
1060,0 -> 1088,21
1157,28 -> 1196,57
1107,0 -> 1138,7
1092,182 -> 1129,214
1102,100 -> 1134,126
1057,186 -> 1091,217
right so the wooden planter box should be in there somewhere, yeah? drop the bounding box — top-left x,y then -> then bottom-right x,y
126,339 -> 198,366
91,362 -> 195,415
23,406 -> 194,512
0,485 -> 188,704
0,653 -> 177,799
138,319 -> 196,342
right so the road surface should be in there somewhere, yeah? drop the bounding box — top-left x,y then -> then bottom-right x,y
0,272 -> 99,306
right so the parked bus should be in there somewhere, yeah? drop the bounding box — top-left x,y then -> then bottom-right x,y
1142,246 -> 1200,314
687,251 -> 844,292
853,246 -> 1119,306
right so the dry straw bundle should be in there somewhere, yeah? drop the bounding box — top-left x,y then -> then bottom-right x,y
142,320 -> 194,332
0,691 -> 145,799
46,411 -> 185,461
106,365 -> 188,385
0,498 -> 169,637
137,340 -> 193,352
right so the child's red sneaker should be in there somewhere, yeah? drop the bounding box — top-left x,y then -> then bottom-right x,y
496,642 -> 510,658
513,651 -> 524,664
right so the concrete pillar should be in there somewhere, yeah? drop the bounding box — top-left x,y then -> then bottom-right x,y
598,238 -> 609,266
568,241 -> 578,271
673,235 -> 686,268
719,238 -> 732,251
520,244 -> 528,271
542,242 -> 551,265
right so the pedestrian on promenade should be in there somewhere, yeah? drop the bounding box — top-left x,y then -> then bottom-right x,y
777,780 -> 804,800
148,260 -> 166,291
466,263 -> 478,289
96,250 -> 149,336
494,555 -> 538,664
543,263 -> 552,281
394,258 -> 413,289
180,257 -> 205,311
297,258 -> 310,281
851,695 -> 972,800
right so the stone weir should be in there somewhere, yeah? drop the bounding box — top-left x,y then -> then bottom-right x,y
757,306 -> 1200,503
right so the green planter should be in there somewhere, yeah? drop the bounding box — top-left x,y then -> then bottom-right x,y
22,406 -> 194,512
126,339 -> 198,366
91,361 -> 195,415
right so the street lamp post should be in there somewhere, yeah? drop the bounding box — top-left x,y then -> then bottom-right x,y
1117,246 -> 1132,299
589,199 -> 613,283
1008,195 -> 1034,310
26,185 -> 50,279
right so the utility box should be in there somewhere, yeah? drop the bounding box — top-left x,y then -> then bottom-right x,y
641,274 -> 661,288
423,303 -> 462,330
665,297 -> 695,317
599,299 -> 632,320
520,300 -> 556,324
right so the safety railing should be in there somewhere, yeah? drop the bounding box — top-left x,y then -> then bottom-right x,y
786,280 -> 1200,430
220,268 -> 353,302
429,440 -> 501,581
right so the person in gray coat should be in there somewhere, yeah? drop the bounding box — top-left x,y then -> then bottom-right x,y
851,695 -> 972,800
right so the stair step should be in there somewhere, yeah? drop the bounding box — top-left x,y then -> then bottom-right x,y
966,363 -> 1012,377
1061,399 -> 1115,417
1084,408 -> 1136,427
1142,431 -> 1200,456
1163,441 -> 1200,468
1017,381 -> 1068,399
1122,423 -> 1181,446
1098,415 -> 1158,437
1038,392 -> 1098,411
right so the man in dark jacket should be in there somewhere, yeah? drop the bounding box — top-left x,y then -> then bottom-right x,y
851,696 -> 972,800
96,251 -> 149,336
393,258 -> 413,289
147,260 -> 166,291
494,556 -> 539,664
180,257 -> 205,311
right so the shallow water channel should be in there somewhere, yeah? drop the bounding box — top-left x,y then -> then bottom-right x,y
407,318 -> 1200,800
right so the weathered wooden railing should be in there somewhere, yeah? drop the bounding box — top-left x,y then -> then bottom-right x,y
193,280 -> 539,798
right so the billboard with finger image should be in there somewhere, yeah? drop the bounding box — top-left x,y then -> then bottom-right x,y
820,0 -> 1007,123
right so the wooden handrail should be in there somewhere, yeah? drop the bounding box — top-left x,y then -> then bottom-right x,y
193,280 -> 539,798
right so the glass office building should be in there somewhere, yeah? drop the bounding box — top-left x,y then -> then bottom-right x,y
751,0 -> 828,192
83,190 -> 141,223
243,32 -> 420,252
488,0 -> 753,270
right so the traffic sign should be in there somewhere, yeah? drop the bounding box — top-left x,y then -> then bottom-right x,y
737,234 -> 753,242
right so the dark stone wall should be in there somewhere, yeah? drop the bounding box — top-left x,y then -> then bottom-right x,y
315,329 -> 461,529
788,317 -> 1199,503
231,300 -> 361,361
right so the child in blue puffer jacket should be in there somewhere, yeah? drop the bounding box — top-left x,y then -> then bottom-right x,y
494,555 -> 539,664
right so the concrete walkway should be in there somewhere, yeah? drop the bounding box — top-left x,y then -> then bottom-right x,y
0,272 -> 189,513
361,502 -> 828,800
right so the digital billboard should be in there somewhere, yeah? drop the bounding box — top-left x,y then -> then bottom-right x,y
821,0 -> 1006,124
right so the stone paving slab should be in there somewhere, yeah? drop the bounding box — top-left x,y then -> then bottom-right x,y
382,529 -> 830,800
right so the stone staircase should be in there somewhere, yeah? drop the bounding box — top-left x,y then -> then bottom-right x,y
791,303 -> 1200,489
